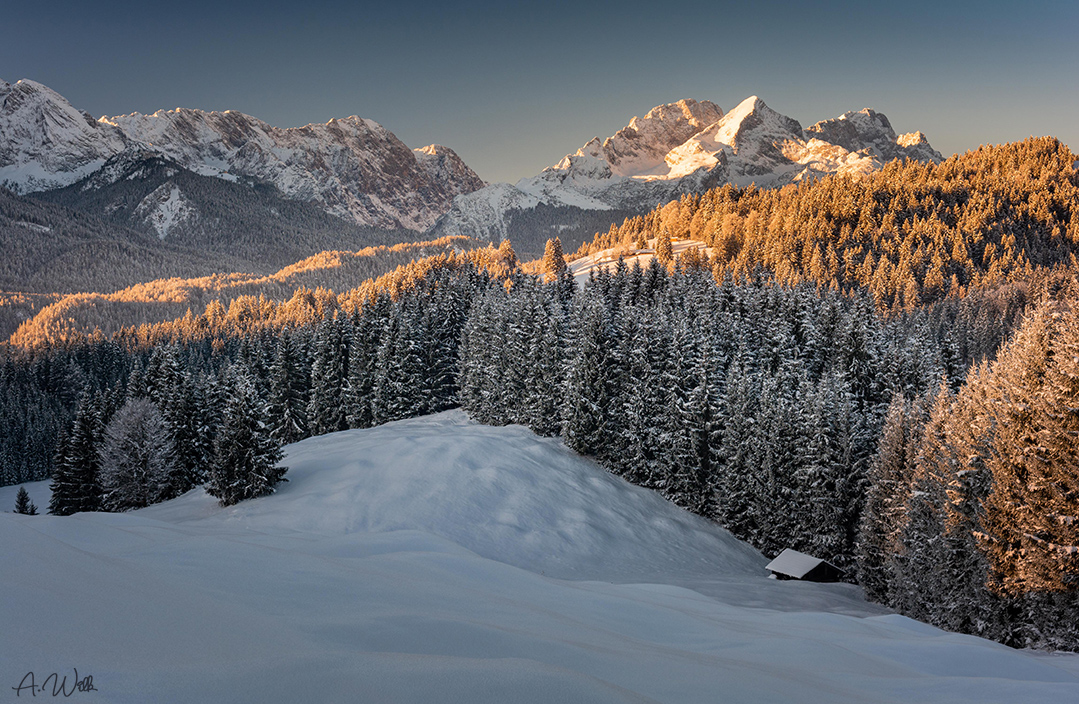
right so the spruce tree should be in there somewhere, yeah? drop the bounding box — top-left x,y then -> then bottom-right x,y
892,381 -> 954,622
979,304 -> 1079,595
268,332 -> 310,444
543,237 -> 567,282
206,365 -> 287,507
347,295 -> 390,429
523,299 -> 566,437
619,312 -> 668,489
49,392 -> 104,516
14,486 -> 37,515
710,349 -> 760,538
655,228 -> 673,266
858,394 -> 922,602
162,373 -> 212,497
307,317 -> 350,436
372,299 -> 426,423
561,297 -> 618,458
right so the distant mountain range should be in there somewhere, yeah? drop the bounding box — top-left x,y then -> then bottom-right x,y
0,79 -> 484,231
429,97 -> 942,254
1,78 -> 943,287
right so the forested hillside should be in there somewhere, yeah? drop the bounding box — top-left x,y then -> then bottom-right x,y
32,152 -> 415,267
573,137 -> 1079,308
7,236 -> 478,346
0,187 -> 252,294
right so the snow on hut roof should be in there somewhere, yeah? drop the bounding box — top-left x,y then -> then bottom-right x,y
765,548 -> 828,579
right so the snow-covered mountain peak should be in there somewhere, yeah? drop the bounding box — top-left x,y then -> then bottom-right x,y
1,79 -> 484,229
413,144 -> 487,195
510,98 -> 729,207
654,96 -> 806,183
709,96 -> 804,153
433,96 -> 943,245
629,98 -> 723,133
0,78 -> 128,193
101,101 -> 486,230
806,109 -> 943,164
599,98 -> 724,178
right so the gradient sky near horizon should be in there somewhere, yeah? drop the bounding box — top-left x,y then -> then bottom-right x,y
4,0 -> 1077,183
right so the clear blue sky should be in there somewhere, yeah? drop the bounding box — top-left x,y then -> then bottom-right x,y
4,0 -> 1077,183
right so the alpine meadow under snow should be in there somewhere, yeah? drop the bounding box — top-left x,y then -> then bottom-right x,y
4,412 -> 1079,703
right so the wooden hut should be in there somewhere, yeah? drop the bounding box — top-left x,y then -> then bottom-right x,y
765,548 -> 845,582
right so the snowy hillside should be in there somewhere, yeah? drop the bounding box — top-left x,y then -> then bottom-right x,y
4,412 -> 1078,703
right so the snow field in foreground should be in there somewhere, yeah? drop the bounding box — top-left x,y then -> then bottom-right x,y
3,410 -> 1079,703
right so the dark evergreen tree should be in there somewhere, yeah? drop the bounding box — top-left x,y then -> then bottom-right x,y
268,332 -> 310,444
307,317 -> 350,436
48,391 -> 104,516
892,382 -> 954,622
206,365 -> 287,507
857,394 -> 924,602
561,297 -> 618,458
14,486 -> 37,515
161,372 -> 213,496
371,299 -> 426,423
521,293 -> 565,437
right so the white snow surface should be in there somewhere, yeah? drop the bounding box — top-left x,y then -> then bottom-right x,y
569,238 -> 710,286
4,411 -> 1078,703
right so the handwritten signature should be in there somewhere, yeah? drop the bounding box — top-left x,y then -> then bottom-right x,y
12,670 -> 97,697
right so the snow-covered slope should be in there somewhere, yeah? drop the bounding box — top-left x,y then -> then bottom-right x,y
4,411 -> 1077,703
432,97 -> 943,244
0,79 -> 484,230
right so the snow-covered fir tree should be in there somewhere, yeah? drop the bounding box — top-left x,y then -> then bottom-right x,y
307,316 -> 351,436
543,236 -> 567,282
49,391 -> 105,516
98,397 -> 176,511
268,331 -> 310,445
206,365 -> 287,507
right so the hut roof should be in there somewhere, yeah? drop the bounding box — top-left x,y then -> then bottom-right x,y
766,548 -> 841,580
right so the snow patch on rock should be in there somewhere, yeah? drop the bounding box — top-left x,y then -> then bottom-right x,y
134,183 -> 197,239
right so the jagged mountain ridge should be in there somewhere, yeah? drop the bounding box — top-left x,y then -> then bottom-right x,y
430,96 -> 943,252
0,79 -> 484,230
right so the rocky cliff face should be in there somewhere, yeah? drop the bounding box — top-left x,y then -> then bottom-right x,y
0,79 -> 484,231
